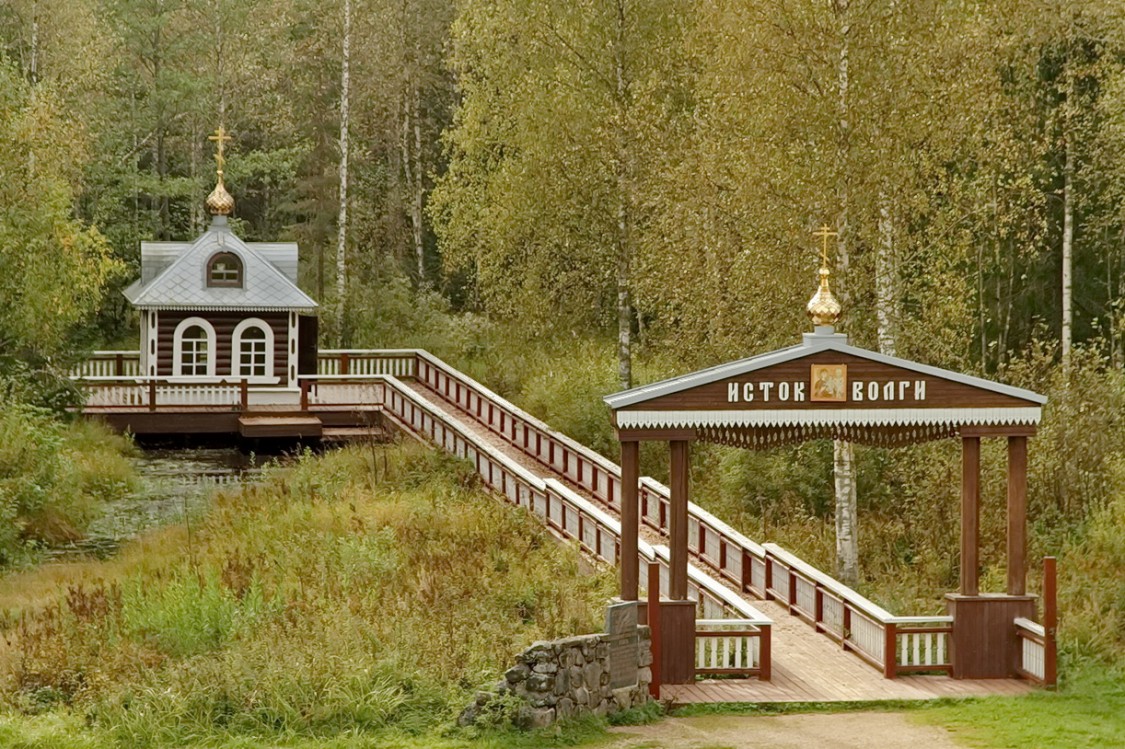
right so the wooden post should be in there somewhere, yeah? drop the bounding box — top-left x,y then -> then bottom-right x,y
340,352 -> 350,375
741,550 -> 754,595
148,379 -> 157,412
759,622 -> 771,681
647,561 -> 661,698
764,556 -> 774,600
300,379 -> 310,411
669,440 -> 690,600
240,379 -> 249,411
115,353 -> 124,377
961,436 -> 981,596
883,621 -> 897,679
1007,436 -> 1028,596
620,440 -> 640,601
1044,556 -> 1058,687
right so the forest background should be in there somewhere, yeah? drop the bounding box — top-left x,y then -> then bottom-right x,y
2,0 -> 1125,673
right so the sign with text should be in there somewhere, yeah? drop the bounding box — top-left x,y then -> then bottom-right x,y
617,351 -> 1033,412
724,364 -> 928,405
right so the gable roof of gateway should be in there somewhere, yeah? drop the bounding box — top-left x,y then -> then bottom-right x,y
122,216 -> 318,312
604,331 -> 1047,411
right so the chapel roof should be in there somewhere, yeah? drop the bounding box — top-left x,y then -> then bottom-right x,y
122,216 -> 318,312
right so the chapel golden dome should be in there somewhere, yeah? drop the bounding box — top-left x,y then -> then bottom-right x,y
206,178 -> 235,216
205,125 -> 234,216
806,224 -> 841,328
806,267 -> 842,327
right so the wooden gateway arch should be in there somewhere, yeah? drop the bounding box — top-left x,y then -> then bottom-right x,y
604,245 -> 1049,685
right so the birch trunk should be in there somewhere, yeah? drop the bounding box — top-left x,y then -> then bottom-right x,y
613,0 -> 632,391
335,0 -> 351,346
190,127 -> 201,234
834,439 -> 860,584
876,189 -> 896,357
412,78 -> 425,285
30,1 -> 38,85
28,1 -> 37,175
833,0 -> 859,586
1061,130 -> 1074,372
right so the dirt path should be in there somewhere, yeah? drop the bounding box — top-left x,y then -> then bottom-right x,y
607,712 -> 964,749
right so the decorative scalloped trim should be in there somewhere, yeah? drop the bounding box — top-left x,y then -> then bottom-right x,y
616,407 -> 1042,429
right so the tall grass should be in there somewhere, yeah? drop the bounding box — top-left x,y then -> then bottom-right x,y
0,442 -> 615,745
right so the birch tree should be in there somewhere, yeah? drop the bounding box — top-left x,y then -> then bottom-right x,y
433,0 -> 686,389
335,0 -> 351,344
831,0 -> 860,586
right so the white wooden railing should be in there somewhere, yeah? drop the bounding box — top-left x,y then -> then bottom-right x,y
892,616 -> 952,674
318,349 -> 416,378
300,377 -> 385,409
80,379 -> 243,409
1015,617 -> 1047,683
77,378 -> 305,410
695,620 -> 764,678
72,351 -> 141,378
379,374 -> 772,680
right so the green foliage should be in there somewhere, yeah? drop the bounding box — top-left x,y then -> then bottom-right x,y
0,400 -> 135,566
1056,466 -> 1125,661
121,571 -> 274,659
0,62 -> 123,362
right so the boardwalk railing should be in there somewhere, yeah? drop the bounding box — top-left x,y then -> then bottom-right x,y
79,349 -> 1031,681
695,620 -> 765,679
78,378 -> 302,410
72,351 -> 141,378
1017,557 -> 1058,686
379,375 -> 772,680
1015,618 -> 1046,683
410,350 -> 950,678
300,376 -> 385,410
318,349 -> 417,378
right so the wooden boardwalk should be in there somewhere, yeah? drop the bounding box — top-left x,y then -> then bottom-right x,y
77,350 -> 1047,703
397,380 -> 1033,704
661,600 -> 1031,704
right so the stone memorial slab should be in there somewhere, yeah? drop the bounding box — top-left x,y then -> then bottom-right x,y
606,601 -> 639,689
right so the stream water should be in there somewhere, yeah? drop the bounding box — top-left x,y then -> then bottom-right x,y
45,447 -> 267,561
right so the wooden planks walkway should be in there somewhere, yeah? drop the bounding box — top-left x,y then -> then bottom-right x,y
662,600 -> 1032,704
399,379 -> 1035,705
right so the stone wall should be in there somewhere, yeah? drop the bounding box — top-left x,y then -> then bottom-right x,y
460,602 -> 652,729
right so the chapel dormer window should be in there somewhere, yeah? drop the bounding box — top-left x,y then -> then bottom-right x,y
207,252 -> 243,287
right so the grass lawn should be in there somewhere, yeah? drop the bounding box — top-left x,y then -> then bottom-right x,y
671,662 -> 1125,749
911,663 -> 1125,748
0,711 -> 623,749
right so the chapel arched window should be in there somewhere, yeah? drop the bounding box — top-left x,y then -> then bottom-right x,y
207,252 -> 243,287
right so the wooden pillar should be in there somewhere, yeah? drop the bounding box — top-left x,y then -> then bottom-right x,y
961,436 -> 981,596
620,440 -> 640,601
669,440 -> 690,600
1043,556 -> 1058,687
647,561 -> 661,698
1007,436 -> 1028,596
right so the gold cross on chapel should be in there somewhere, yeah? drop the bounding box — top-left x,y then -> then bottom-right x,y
813,224 -> 838,269
208,126 -> 232,176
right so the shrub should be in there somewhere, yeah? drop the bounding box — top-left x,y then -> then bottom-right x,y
0,400 -> 135,566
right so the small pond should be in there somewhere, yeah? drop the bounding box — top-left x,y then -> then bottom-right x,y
45,446 -> 270,561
